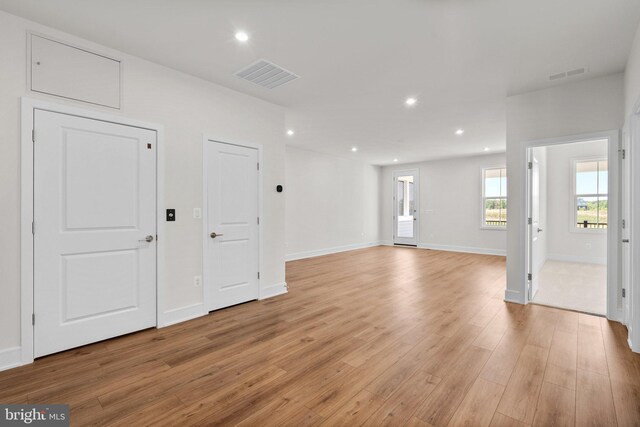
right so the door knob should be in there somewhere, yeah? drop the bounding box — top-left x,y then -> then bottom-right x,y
139,235 -> 154,243
622,239 -> 630,243
210,232 -> 224,239
537,228 -> 543,233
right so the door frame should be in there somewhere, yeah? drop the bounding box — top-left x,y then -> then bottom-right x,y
202,136 -> 263,309
627,97 -> 640,352
522,130 -> 620,321
20,97 -> 166,365
392,168 -> 420,246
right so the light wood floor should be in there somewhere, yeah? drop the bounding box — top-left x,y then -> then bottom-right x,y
1,246 -> 639,426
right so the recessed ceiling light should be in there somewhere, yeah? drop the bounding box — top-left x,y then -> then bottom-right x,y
393,158 -> 398,162
351,147 -> 358,152
235,31 -> 249,42
484,147 -> 490,152
286,129 -> 294,136
455,129 -> 465,135
405,97 -> 417,106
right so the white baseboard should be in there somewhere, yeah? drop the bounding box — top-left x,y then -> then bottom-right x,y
159,302 -> 206,328
504,289 -> 524,304
0,346 -> 22,372
285,242 -> 380,261
260,282 -> 288,300
418,243 -> 506,256
547,253 -> 607,265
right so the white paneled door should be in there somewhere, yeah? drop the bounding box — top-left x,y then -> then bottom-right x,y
205,141 -> 259,312
33,110 -> 157,357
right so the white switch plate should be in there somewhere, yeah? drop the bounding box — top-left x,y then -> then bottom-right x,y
193,208 -> 202,219
194,275 -> 202,287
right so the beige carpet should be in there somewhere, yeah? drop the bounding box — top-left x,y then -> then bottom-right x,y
532,260 -> 607,315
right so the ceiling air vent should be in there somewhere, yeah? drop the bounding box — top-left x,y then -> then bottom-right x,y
235,59 -> 299,89
549,67 -> 588,81
549,72 -> 566,81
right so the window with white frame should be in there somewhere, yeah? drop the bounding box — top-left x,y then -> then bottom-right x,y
483,167 -> 507,228
574,159 -> 608,229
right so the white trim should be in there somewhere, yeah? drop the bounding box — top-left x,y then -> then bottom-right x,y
570,155 -> 609,234
504,289 -> 525,304
418,243 -> 506,256
20,97 -> 166,366
202,136 -> 264,311
391,168 -> 420,246
0,347 -> 22,372
260,282 -> 288,300
160,303 -> 206,328
521,130 -> 620,323
629,98 -> 640,351
285,242 -> 380,261
547,253 -> 607,265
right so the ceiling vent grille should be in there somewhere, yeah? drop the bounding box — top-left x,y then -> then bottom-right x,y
549,67 -> 588,81
235,59 -> 299,89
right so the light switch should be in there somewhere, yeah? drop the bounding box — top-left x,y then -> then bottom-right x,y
193,208 -> 202,219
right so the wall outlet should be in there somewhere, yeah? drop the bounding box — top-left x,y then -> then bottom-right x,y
586,243 -> 592,250
194,275 -> 202,287
193,208 -> 202,219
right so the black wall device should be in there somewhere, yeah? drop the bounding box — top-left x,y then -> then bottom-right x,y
276,185 -> 283,193
166,209 -> 176,221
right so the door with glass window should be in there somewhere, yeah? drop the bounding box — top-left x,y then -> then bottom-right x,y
393,170 -> 419,246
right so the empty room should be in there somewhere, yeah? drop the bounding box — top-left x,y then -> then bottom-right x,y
1,1 -> 640,426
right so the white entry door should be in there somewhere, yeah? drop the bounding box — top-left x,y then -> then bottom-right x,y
204,141 -> 259,312
393,170 -> 419,246
529,156 -> 541,299
33,110 -> 157,357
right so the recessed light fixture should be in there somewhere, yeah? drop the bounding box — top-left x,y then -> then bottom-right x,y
455,129 -> 465,135
351,147 -> 358,152
393,158 -> 398,162
286,129 -> 294,136
483,147 -> 490,152
235,31 -> 249,42
405,97 -> 417,106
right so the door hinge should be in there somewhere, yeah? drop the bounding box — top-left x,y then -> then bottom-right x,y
32,313 -> 35,325
31,221 -> 34,235
257,163 -> 260,170
528,161 -> 533,169
622,288 -> 626,298
155,234 -> 158,241
622,219 -> 626,229
32,129 -> 35,143
257,272 -> 260,279
622,149 -> 626,160
528,273 -> 532,281
257,217 -> 260,225
528,218 -> 532,225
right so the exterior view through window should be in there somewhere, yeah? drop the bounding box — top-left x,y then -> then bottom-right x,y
483,168 -> 507,227
396,175 -> 415,237
575,159 -> 608,229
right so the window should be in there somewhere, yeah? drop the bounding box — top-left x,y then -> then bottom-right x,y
483,168 -> 507,228
574,159 -> 607,229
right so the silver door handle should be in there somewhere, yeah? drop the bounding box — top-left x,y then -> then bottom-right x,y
210,232 -> 224,239
538,228 -> 543,233
139,235 -> 154,243
622,239 -> 630,243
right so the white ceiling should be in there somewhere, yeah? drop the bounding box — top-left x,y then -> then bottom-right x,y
1,0 -> 639,165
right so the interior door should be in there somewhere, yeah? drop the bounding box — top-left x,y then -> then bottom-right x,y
205,141 -> 259,312
529,155 -> 541,299
622,126 -> 631,324
34,110 -> 157,358
393,170 -> 419,246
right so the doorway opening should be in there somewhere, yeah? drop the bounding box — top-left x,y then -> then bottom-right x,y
527,138 -> 614,316
393,169 -> 419,246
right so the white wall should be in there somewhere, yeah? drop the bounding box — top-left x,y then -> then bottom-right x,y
625,24 -> 640,116
0,11 -> 286,356
505,73 -> 624,304
546,140 -> 608,264
380,153 -> 507,255
285,146 -> 381,260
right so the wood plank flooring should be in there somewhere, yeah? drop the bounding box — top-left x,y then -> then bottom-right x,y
1,246 -> 639,426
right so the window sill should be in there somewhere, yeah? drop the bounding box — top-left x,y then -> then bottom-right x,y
481,226 -> 507,231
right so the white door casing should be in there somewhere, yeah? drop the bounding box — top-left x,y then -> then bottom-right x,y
393,169 -> 419,246
204,140 -> 260,312
530,156 -> 541,299
33,109 -> 157,357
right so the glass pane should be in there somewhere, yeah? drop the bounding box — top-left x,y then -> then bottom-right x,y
598,196 -> 608,228
598,160 -> 608,194
397,175 -> 414,238
485,198 -> 505,226
484,169 -> 501,197
576,196 -> 598,228
500,170 -> 507,197
576,161 -> 598,194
